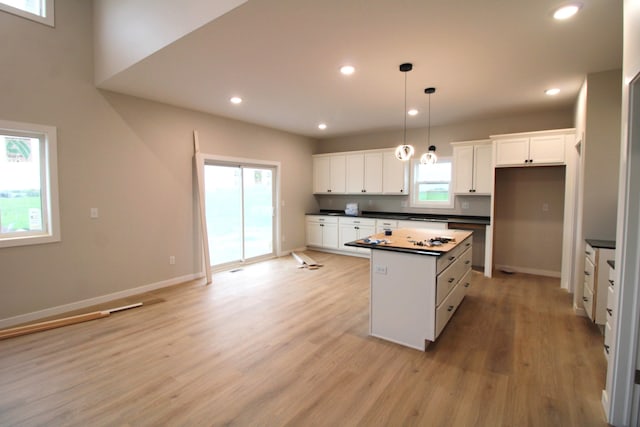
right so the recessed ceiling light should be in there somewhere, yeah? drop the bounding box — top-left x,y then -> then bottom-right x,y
318,123 -> 327,130
408,109 -> 418,116
553,4 -> 581,20
340,65 -> 355,75
545,88 -> 561,96
230,96 -> 242,104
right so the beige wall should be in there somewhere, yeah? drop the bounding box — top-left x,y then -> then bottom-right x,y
494,166 -> 566,275
583,69 -> 622,241
0,1 -> 317,321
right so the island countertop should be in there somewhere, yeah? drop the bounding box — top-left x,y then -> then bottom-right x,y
345,228 -> 473,256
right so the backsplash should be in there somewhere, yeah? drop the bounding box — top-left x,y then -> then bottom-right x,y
314,194 -> 491,217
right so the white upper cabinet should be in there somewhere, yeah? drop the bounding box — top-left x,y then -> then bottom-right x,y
313,149 -> 408,195
452,140 -> 493,195
492,130 -> 572,167
346,152 -> 383,194
382,150 -> 409,195
313,154 -> 346,194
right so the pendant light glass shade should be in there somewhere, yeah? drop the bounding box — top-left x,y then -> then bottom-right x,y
419,87 -> 437,165
395,63 -> 414,161
395,144 -> 415,161
420,145 -> 438,165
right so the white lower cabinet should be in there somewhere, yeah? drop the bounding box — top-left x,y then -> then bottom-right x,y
369,235 -> 473,350
339,217 -> 375,254
305,216 -> 339,249
583,241 -> 615,325
375,219 -> 398,234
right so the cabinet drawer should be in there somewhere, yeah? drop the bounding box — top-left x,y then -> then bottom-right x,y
583,281 -> 594,321
436,248 -> 472,306
437,236 -> 473,274
585,243 -> 596,265
604,321 -> 613,361
307,215 -> 338,224
338,217 -> 375,227
435,279 -> 466,339
584,257 -> 595,292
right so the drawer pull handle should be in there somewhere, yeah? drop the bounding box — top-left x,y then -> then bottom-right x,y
465,260 -> 471,265
585,251 -> 591,255
465,243 -> 471,247
607,308 -> 613,316
604,344 -> 610,354
609,279 -> 614,286
447,305 -> 455,312
583,297 -> 589,302
448,256 -> 456,261
448,278 -> 455,283
464,282 -> 470,288
320,224 -> 324,227
584,271 -> 590,276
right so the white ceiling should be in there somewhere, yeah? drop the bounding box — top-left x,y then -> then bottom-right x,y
97,0 -> 623,138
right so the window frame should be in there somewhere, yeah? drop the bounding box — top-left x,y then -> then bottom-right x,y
410,156 -> 455,209
0,0 -> 54,27
0,119 -> 60,248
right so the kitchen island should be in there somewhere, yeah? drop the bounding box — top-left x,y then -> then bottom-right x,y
346,228 -> 473,351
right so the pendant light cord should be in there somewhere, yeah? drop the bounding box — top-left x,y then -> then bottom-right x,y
403,71 -> 407,145
427,91 -> 431,147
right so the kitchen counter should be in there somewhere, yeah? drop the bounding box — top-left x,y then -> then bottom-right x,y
585,239 -> 616,250
307,210 -> 490,225
345,228 -> 473,257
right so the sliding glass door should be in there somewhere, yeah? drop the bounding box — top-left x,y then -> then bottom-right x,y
204,163 -> 275,267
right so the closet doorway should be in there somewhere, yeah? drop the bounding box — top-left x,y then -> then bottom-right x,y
204,161 -> 276,268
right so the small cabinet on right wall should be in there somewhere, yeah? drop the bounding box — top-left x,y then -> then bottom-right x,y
452,139 -> 493,195
492,129 -> 573,167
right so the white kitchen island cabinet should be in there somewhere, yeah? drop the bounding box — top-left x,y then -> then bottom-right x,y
346,228 -> 473,351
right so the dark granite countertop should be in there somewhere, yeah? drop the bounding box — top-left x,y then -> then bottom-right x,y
585,239 -> 616,250
306,210 -> 491,225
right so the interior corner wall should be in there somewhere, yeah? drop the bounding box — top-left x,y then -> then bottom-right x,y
493,166 -> 566,275
0,1 -> 316,321
583,69 -> 623,241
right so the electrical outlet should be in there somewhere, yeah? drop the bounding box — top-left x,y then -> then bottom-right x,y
90,208 -> 99,218
542,203 -> 549,212
461,202 -> 469,209
401,200 -> 408,208
374,265 -> 387,275
169,256 -> 176,265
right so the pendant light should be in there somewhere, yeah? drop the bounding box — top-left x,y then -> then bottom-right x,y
394,63 -> 415,161
419,87 -> 438,165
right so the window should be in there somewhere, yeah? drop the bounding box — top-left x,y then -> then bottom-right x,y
410,157 -> 454,208
0,0 -> 54,26
0,119 -> 59,248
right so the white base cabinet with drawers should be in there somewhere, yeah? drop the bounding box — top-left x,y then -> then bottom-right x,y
582,241 -> 615,325
305,216 -> 339,249
338,217 -> 375,255
369,235 -> 473,351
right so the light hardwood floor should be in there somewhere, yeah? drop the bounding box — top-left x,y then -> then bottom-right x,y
0,251 -> 608,426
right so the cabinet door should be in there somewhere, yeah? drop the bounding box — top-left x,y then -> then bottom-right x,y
364,152 -> 383,194
329,155 -> 346,193
473,144 -> 493,194
494,138 -> 529,166
322,223 -> 339,249
453,146 -> 474,194
382,151 -> 409,194
313,157 -> 331,194
338,224 -> 359,252
356,224 -> 375,254
529,135 -> 565,165
345,154 -> 365,193
306,221 -> 323,247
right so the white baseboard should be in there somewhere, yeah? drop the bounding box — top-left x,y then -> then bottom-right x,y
574,303 -> 588,317
0,272 -> 204,329
494,264 -> 561,278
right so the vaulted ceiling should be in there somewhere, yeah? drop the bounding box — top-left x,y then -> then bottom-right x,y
96,0 -> 623,138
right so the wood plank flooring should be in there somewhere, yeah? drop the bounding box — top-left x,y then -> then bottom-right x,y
0,251 -> 608,426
